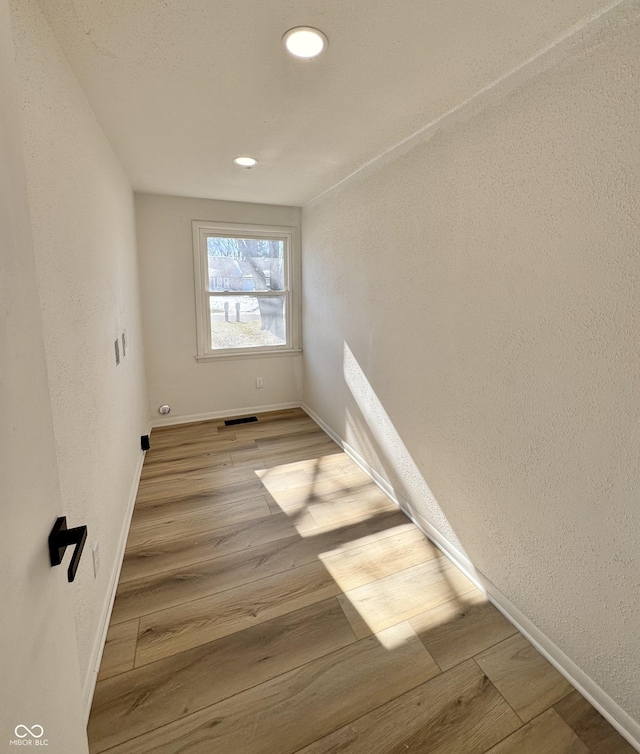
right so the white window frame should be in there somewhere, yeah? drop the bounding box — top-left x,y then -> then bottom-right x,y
192,220 -> 301,361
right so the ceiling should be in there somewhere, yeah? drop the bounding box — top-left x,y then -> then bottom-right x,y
38,0 -> 610,206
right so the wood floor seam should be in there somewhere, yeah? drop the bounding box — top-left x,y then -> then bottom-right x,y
471,656 -> 524,726
121,514 -> 400,584
115,526 -> 439,629
114,547 -> 370,628
415,629 -> 514,676
129,492 -> 274,528
91,598 -> 359,752
131,617 -> 143,672
103,628 -> 440,754
476,715 -> 526,754
115,577 -> 316,632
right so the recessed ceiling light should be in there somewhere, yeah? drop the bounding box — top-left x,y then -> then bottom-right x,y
233,156 -> 258,168
283,27 -> 328,59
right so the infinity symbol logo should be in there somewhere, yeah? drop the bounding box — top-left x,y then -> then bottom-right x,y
15,725 -> 44,738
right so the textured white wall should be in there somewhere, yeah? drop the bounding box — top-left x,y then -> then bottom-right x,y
135,193 -> 302,422
303,3 -> 640,727
0,1 -> 87,747
10,0 -> 149,694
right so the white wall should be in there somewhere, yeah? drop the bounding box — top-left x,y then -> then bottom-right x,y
10,0 -> 149,705
0,1 -> 87,747
302,1 -> 640,733
135,193 -> 302,423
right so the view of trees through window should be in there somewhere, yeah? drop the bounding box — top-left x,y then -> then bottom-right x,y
207,236 -> 287,350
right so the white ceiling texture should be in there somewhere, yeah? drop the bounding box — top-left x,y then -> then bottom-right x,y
38,0 -> 612,206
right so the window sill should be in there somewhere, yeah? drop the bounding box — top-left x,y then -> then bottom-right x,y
195,348 -> 302,363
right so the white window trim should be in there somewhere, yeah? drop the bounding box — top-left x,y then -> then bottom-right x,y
192,220 -> 302,361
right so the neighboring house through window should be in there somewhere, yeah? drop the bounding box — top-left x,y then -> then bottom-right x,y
192,220 -> 301,359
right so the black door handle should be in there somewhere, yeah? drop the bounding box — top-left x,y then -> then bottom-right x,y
48,517 -> 88,583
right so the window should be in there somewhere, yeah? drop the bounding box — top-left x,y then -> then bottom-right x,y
192,220 -> 301,359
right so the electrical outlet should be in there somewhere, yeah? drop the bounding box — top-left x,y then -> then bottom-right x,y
92,542 -> 100,578
114,339 -> 120,365
256,377 -> 263,389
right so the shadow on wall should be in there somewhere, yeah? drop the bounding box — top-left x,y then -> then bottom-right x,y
342,341 -> 473,557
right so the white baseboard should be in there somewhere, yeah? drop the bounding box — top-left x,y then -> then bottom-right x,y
150,402 -> 302,429
81,423 -> 151,722
301,402 -> 640,752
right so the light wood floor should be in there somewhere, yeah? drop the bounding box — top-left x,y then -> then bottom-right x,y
89,408 -> 633,754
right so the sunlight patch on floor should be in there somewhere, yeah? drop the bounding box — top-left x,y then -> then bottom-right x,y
318,529 -> 438,585
255,452 -> 350,480
336,557 -> 479,642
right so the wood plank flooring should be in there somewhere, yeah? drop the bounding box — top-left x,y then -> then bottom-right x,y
89,408 -> 633,754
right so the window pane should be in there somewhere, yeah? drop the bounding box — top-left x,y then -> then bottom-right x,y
207,236 -> 285,292
210,295 -> 287,350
